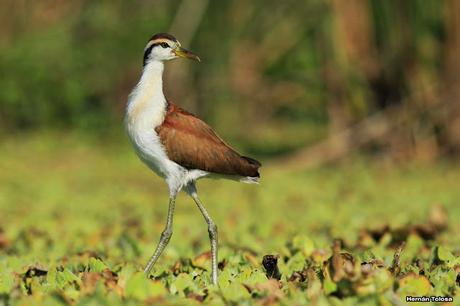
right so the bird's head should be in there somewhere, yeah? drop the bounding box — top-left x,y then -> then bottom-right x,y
143,33 -> 200,66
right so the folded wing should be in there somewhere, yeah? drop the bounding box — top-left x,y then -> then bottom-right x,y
156,103 -> 261,177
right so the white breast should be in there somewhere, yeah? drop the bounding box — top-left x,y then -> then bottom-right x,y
125,61 -> 188,194
125,60 -> 213,195
125,97 -> 169,177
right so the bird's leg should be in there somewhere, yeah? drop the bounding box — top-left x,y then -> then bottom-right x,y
144,196 -> 176,276
187,184 -> 218,285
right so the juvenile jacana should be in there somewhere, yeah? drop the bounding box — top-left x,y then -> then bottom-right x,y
125,33 -> 261,285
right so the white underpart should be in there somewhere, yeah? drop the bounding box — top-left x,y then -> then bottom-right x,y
125,60 -> 209,196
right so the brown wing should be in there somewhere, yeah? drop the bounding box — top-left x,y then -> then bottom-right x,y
156,103 -> 260,177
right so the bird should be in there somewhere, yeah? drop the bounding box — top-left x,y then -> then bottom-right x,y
125,33 -> 261,285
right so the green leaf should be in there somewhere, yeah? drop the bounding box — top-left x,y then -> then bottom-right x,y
428,265 -> 457,295
173,273 -> 197,296
398,273 -> 431,296
88,258 -> 108,273
323,277 -> 337,295
221,282 -> 251,301
374,269 -> 393,293
436,246 -> 456,266
292,235 -> 315,256
240,268 -> 268,286
218,268 -> 235,289
283,252 -> 306,276
125,272 -> 167,300
0,270 -> 15,294
400,234 -> 424,263
58,269 -> 81,287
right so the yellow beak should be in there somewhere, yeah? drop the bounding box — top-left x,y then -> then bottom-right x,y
174,47 -> 201,62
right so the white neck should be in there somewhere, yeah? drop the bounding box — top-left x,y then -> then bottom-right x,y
138,60 -> 165,98
126,60 -> 168,127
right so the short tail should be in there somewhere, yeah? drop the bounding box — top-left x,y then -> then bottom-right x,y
241,156 -> 261,178
242,156 -> 261,167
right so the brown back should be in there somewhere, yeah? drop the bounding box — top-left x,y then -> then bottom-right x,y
156,103 -> 261,177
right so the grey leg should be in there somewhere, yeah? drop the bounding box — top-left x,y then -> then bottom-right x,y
186,183 -> 218,285
144,196 -> 176,275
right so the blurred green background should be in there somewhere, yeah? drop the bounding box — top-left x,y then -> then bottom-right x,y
1,0 -> 459,160
1,1 -> 460,304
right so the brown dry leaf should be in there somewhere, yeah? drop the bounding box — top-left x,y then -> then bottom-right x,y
171,260 -> 183,276
427,204 -> 448,230
80,269 -> 122,296
80,272 -> 102,295
288,269 -> 308,282
306,268 -> 322,300
0,227 -> 10,250
311,249 -> 329,264
186,292 -> 205,302
357,229 -> 376,248
102,268 -> 123,296
330,240 -> 345,282
389,242 -> 405,275
341,252 -> 357,279
244,252 -> 259,266
254,279 -> 284,301
191,251 -> 211,270
75,250 -> 100,261
360,259 -> 385,276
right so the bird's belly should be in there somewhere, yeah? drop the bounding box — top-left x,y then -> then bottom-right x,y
125,120 -> 180,179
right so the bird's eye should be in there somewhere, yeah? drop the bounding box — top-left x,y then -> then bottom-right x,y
160,42 -> 169,48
